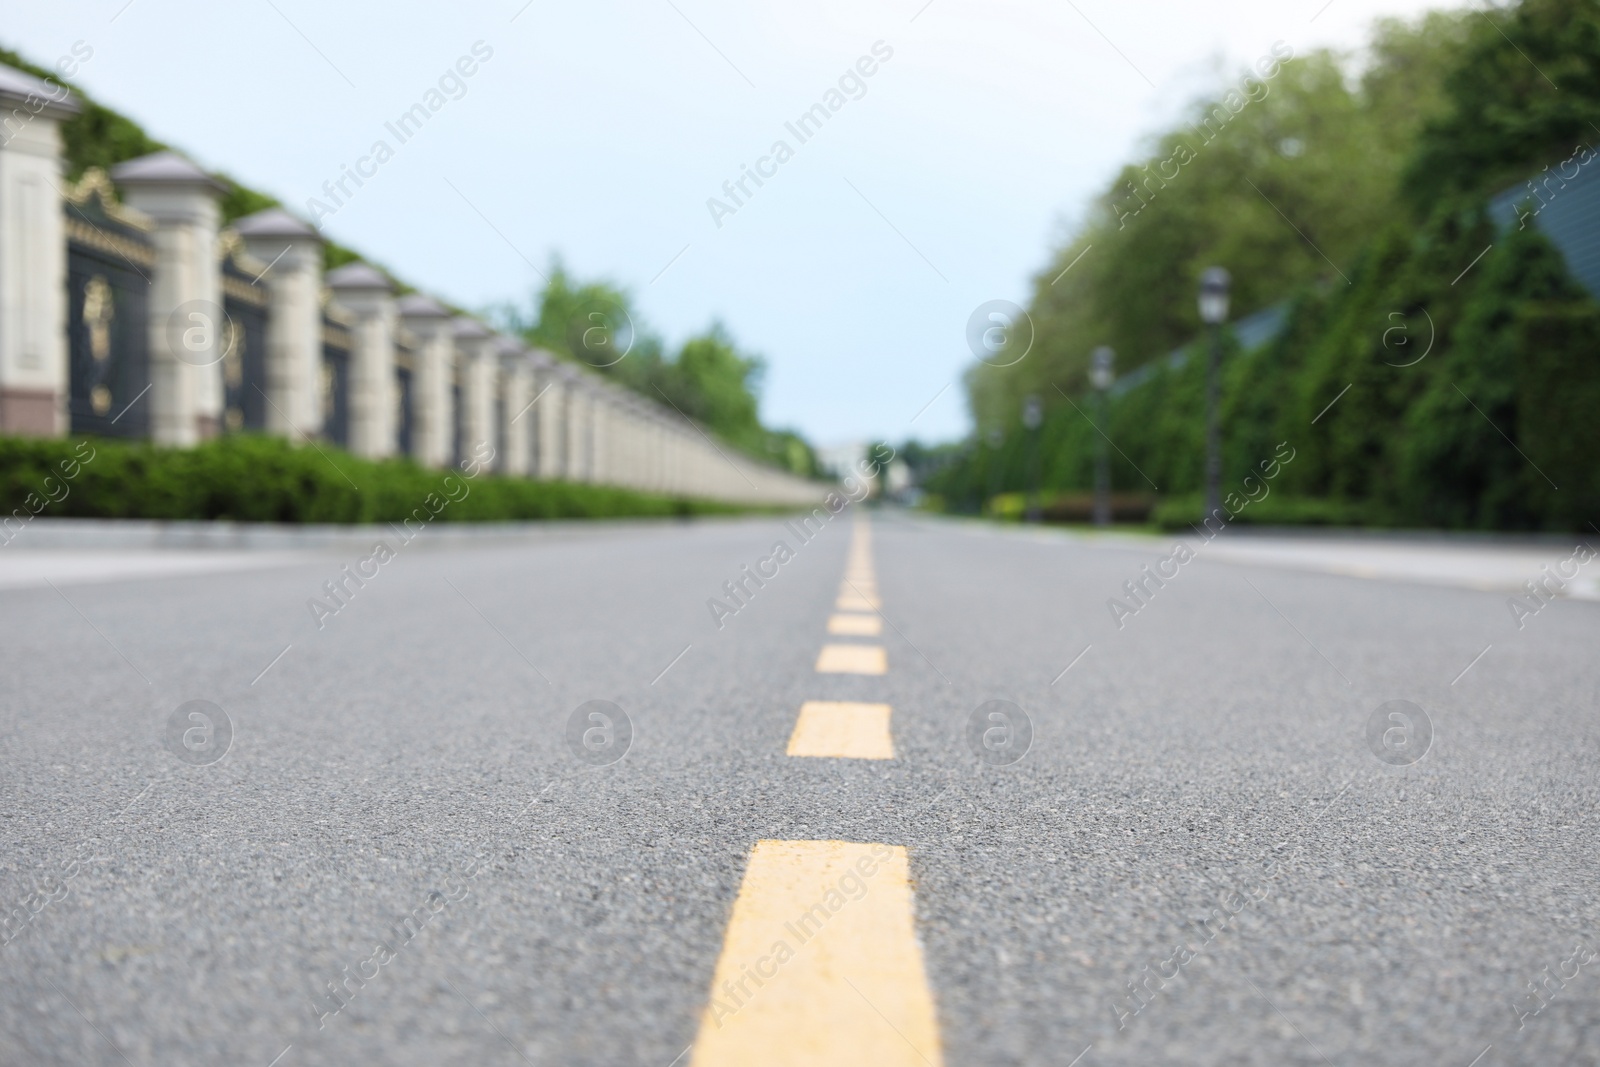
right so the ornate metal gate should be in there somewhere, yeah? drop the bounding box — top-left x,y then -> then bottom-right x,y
321,305 -> 353,448
395,335 -> 416,457
218,233 -> 269,432
64,171 -> 153,437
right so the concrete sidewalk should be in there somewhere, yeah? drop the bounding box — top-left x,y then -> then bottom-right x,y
0,515 -> 757,590
1185,533 -> 1600,599
0,548 -> 313,590
923,514 -> 1600,600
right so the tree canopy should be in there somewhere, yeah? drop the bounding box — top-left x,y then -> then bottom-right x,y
492,266 -> 817,476
926,0 -> 1600,531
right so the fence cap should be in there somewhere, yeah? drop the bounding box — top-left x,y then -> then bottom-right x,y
453,316 -> 492,339
396,292 -> 451,319
0,62 -> 79,120
234,207 -> 322,243
326,262 -> 392,292
110,151 -> 226,195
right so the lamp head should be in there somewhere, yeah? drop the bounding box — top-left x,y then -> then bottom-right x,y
1090,346 -> 1115,390
1198,266 -> 1231,325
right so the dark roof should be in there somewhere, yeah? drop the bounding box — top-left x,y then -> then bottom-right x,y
1490,154 -> 1600,299
1109,301 -> 1289,398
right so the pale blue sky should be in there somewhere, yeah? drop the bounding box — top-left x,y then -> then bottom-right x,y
9,0 -> 1445,447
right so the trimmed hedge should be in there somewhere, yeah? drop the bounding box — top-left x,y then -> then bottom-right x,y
1150,494 -> 1373,530
0,434 -> 753,524
926,214 -> 1600,532
986,491 -> 1157,524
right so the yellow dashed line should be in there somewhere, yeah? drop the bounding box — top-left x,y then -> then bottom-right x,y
689,840 -> 943,1067
787,701 -> 894,759
828,613 -> 882,636
815,644 -> 887,675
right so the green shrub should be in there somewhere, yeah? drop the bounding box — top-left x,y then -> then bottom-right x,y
0,434 -> 755,525
1152,494 -> 1374,530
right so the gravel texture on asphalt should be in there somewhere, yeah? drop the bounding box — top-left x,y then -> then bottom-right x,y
2,511 -> 1597,1066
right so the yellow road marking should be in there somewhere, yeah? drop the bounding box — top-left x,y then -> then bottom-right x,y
815,644 -> 887,674
836,593 -> 880,612
828,613 -> 882,636
787,701 -> 894,759
689,840 -> 942,1067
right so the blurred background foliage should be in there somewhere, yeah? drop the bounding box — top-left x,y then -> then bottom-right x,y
490,266 -> 820,477
920,0 -> 1600,531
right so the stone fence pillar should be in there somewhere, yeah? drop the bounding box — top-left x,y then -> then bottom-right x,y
325,262 -> 395,458
497,337 -> 531,476
111,151 -> 227,445
590,385 -> 613,486
397,293 -> 453,468
561,367 -> 590,481
524,351 -> 555,479
453,317 -> 495,467
235,208 -> 323,440
0,66 -> 78,436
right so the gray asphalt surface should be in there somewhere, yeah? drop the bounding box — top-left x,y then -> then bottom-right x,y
2,510 -> 1598,1066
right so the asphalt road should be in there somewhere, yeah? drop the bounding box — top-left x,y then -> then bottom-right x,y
2,511 -> 1598,1066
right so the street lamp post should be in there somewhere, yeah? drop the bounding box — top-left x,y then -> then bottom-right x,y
1198,267 -> 1231,523
1090,346 -> 1115,527
1022,395 -> 1042,523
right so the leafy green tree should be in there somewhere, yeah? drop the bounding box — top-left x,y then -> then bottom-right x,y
1403,0 -> 1600,211
967,11 -> 1473,442
934,3 -> 1600,530
495,266 -> 817,473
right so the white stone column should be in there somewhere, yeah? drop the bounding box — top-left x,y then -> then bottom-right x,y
561,367 -> 590,481
453,317 -> 495,468
614,398 -> 636,489
626,403 -> 649,490
325,262 -> 395,458
591,387 -> 613,486
397,293 -> 454,468
112,152 -> 227,445
0,66 -> 78,437
497,337 -> 531,476
640,415 -> 658,492
235,208 -> 323,441
665,424 -> 686,496
669,427 -> 689,497
646,416 -> 666,493
609,398 -> 629,488
528,351 -> 560,479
